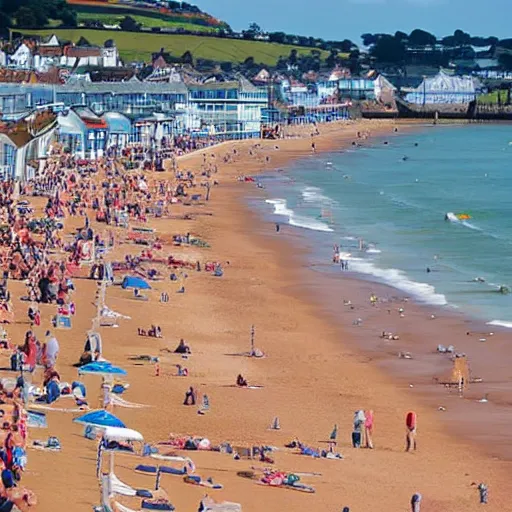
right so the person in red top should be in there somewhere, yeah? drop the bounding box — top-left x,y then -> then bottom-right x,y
406,411 -> 417,452
364,410 -> 374,449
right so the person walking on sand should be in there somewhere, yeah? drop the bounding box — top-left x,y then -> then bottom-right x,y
411,493 -> 422,512
352,410 -> 365,448
478,483 -> 488,504
364,410 -> 374,449
406,411 -> 417,452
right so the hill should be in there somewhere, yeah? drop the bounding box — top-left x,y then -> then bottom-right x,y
67,0 -> 229,33
20,28 -> 329,65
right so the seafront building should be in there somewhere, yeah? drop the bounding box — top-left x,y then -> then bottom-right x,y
404,70 -> 481,104
0,110 -> 58,181
0,78 -> 268,160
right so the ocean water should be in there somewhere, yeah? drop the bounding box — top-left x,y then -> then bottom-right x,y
261,124 -> 512,326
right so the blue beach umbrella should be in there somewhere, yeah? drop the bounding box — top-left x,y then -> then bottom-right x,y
122,276 -> 151,290
78,361 -> 127,377
73,409 -> 126,428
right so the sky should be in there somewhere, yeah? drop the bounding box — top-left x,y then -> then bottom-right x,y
194,0 -> 510,44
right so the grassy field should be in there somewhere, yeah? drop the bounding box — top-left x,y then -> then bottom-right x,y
21,28 -> 329,64
76,12 -> 217,32
478,89 -> 511,105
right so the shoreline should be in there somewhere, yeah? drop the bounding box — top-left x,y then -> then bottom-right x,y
22,119 -> 510,512
241,122 -> 512,462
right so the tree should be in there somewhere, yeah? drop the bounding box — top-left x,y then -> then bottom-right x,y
268,32 -> 286,44
181,50 -> 193,65
498,53 -> 512,70
15,6 -> 38,28
248,22 -> 262,36
60,9 -> 77,27
453,29 -> 471,45
120,15 -> 140,32
288,48 -> 298,65
370,35 -> 406,63
326,49 -> 338,68
394,31 -> 408,42
220,61 -> 232,72
243,22 -> 262,40
348,49 -> 361,75
242,56 -> 255,68
409,29 -> 436,47
361,33 -> 378,46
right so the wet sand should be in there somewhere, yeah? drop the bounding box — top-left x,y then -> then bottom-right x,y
19,120 -> 511,511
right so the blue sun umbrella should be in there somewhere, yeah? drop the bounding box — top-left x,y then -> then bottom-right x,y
78,361 -> 127,377
122,276 -> 151,290
73,409 -> 126,428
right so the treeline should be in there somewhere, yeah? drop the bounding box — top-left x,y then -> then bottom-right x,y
0,0 -> 77,32
241,23 -> 357,53
363,29 -> 510,67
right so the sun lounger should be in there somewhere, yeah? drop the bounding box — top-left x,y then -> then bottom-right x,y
110,395 -> 147,409
199,497 -> 242,512
135,464 -> 187,476
109,473 -> 152,498
183,475 -> 222,489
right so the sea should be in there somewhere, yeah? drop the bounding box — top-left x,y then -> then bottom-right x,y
259,124 -> 512,327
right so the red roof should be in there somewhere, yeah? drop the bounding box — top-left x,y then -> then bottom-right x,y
83,119 -> 107,129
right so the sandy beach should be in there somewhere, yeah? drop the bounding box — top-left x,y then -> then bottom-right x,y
16,120 -> 511,512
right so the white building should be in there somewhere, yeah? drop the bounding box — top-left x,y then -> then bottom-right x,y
101,41 -> 121,68
9,43 -> 33,69
185,78 -> 267,136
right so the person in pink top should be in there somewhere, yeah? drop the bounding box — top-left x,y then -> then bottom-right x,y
364,410 -> 374,449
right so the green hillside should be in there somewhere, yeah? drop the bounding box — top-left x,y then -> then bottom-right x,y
72,3 -> 224,33
21,28 -> 328,65
76,13 -> 217,33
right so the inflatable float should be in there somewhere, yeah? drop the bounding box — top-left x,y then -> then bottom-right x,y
445,212 -> 471,222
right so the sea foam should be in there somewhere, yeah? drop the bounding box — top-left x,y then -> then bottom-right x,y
266,198 -> 333,232
487,320 -> 512,329
341,255 -> 447,306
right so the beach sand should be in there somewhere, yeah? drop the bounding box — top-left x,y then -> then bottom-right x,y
18,120 -> 511,512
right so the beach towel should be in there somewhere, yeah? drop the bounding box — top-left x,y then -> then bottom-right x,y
27,411 -> 47,429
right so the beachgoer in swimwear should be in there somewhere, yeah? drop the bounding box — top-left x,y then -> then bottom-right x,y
183,387 -> 196,406
174,339 -> 191,354
236,374 -> 247,387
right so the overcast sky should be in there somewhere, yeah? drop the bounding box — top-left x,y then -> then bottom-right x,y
194,0 -> 510,43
